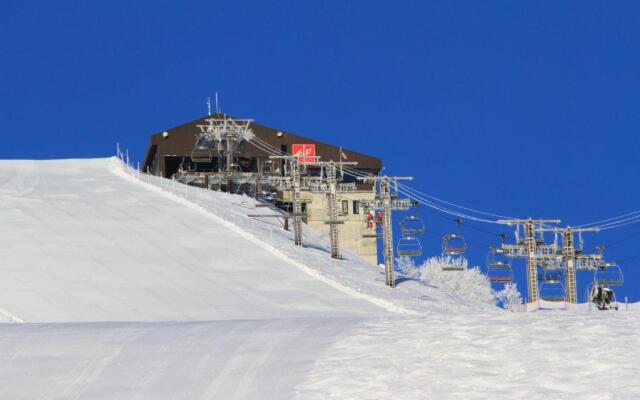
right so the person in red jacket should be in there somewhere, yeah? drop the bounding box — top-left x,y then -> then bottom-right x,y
366,211 -> 374,229
376,210 -> 383,226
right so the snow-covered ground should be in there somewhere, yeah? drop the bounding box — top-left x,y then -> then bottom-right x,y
0,157 -> 638,399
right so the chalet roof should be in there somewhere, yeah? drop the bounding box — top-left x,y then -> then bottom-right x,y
142,114 -> 382,171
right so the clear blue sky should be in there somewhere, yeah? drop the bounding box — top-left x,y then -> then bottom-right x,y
2,1 -> 639,301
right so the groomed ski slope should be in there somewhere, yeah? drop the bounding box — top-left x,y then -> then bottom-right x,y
0,158 -> 384,322
0,157 -> 639,400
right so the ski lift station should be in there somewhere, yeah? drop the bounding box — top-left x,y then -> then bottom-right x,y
141,113 -> 383,264
138,112 -> 629,308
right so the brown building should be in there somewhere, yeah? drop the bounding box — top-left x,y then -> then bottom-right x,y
141,114 -> 383,265
142,113 -> 382,179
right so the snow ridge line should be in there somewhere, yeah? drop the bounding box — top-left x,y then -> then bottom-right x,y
0,307 -> 24,323
108,158 -> 418,316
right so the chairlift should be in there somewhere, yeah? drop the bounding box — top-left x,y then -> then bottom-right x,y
363,222 -> 383,239
397,236 -> 422,257
363,210 -> 383,238
441,259 -> 466,271
488,266 -> 514,284
400,213 -> 425,237
538,255 -> 563,271
442,219 -> 467,255
540,269 -> 562,283
594,264 -> 624,286
191,134 -> 217,163
257,190 -> 277,206
538,269 -> 566,302
586,282 -> 618,311
486,246 -> 513,283
486,246 -> 512,270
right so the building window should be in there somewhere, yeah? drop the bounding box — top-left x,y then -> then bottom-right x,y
342,200 -> 349,215
353,201 -> 360,214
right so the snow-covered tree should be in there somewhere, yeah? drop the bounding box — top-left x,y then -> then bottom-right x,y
395,256 -> 420,279
493,282 -> 523,309
396,256 -> 495,305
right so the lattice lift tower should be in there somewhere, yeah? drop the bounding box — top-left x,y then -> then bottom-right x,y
269,155 -> 306,246
497,219 -> 606,307
358,175 -> 413,287
497,218 -> 561,304
304,160 -> 358,259
538,226 -> 600,304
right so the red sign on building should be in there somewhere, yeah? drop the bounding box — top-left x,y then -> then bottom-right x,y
291,144 -> 316,164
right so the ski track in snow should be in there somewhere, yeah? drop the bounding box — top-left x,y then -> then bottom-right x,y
0,319 -> 363,400
0,157 -> 639,399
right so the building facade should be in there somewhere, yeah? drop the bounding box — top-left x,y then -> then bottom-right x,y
142,114 -> 383,264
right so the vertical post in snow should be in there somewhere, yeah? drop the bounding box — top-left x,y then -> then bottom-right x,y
356,174 -> 412,288
226,136 -> 233,193
563,228 -> 577,304
326,161 -> 340,259
255,174 -> 260,201
524,220 -> 538,303
291,157 -> 303,246
381,177 -> 395,287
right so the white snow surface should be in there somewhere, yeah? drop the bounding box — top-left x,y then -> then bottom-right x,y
0,157 -> 639,399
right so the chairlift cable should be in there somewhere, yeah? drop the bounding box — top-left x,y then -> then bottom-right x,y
602,230 -> 640,249
340,166 -> 508,224
590,213 -> 640,228
616,254 -> 640,263
594,218 -> 640,231
576,209 -> 640,228
252,140 -> 640,256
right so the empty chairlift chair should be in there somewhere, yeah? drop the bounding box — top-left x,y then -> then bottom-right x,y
594,264 -> 624,286
442,219 -> 467,256
486,246 -> 513,284
400,213 -> 426,237
397,236 -> 423,257
191,134 -> 217,163
538,269 -> 566,302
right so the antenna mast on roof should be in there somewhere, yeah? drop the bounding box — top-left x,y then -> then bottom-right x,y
215,92 -> 221,114
206,97 -> 212,116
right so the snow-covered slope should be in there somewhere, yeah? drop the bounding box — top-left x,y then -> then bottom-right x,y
0,158 -> 383,322
0,157 -> 639,400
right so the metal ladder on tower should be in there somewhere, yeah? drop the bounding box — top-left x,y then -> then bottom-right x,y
326,162 -> 340,258
525,221 -> 538,302
563,228 -> 577,304
291,158 -> 303,246
380,178 -> 395,287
